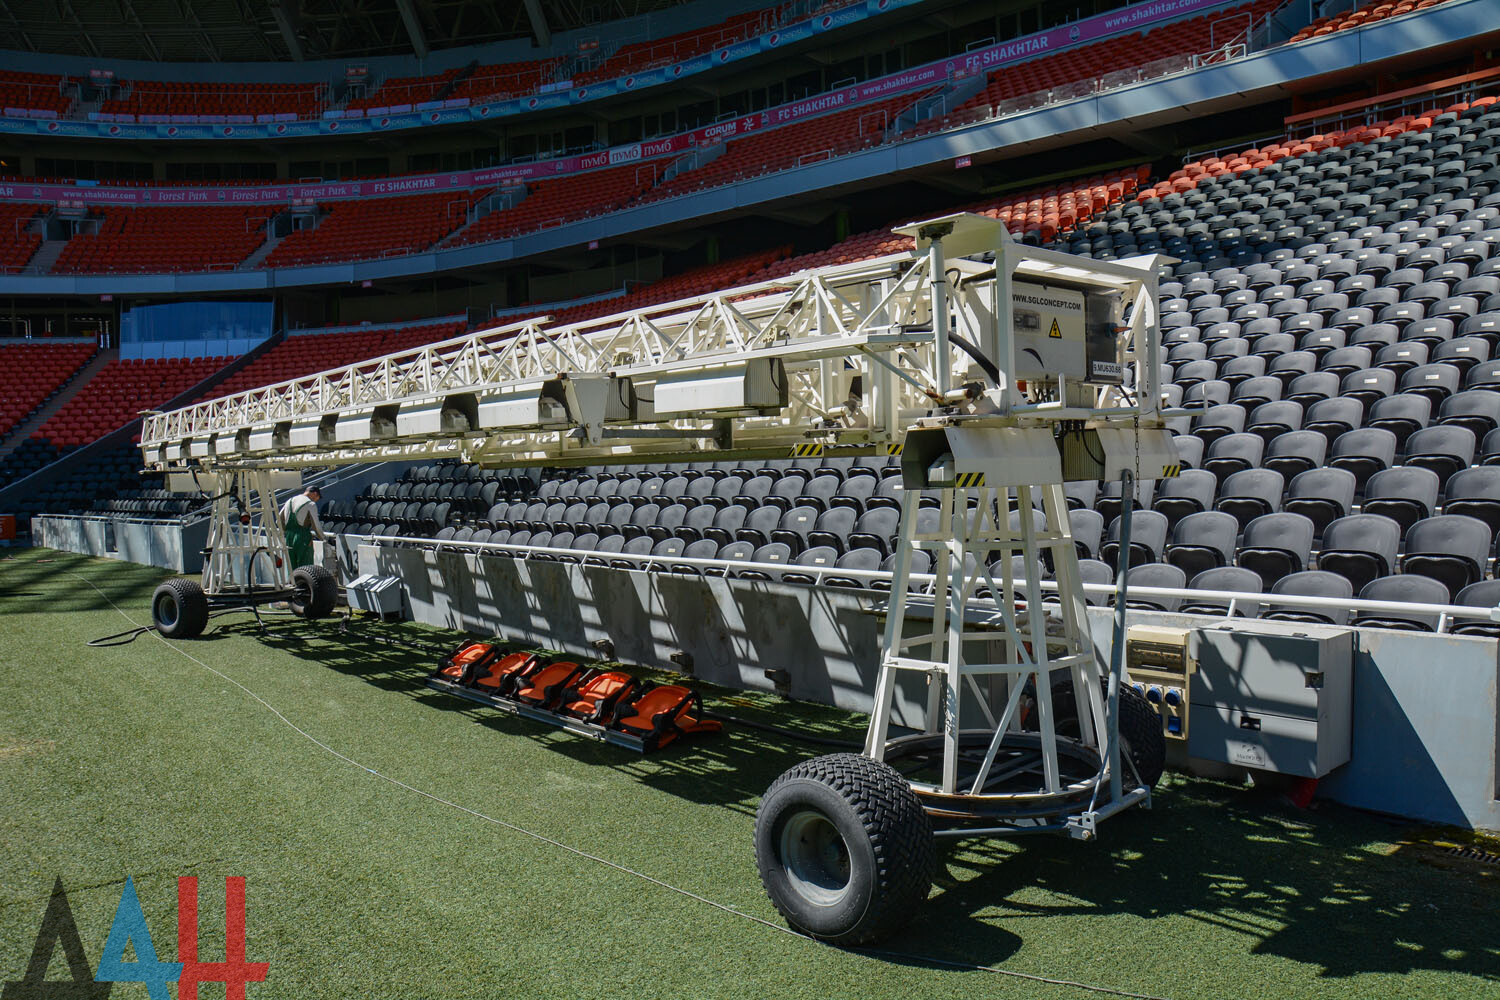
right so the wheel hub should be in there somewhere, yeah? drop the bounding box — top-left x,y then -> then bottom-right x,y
779,810 -> 851,907
154,592 -> 179,627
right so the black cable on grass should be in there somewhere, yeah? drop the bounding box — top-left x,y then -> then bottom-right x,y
71,571 -> 1173,1000
704,711 -> 864,749
87,606 -> 298,647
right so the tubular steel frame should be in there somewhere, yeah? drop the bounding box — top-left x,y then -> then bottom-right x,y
140,213 -> 1177,834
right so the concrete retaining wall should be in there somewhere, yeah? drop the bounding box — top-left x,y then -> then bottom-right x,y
35,515 -> 208,572
357,541 -> 1500,831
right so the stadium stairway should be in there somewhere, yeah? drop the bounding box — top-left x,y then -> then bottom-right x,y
26,235 -> 68,275
0,332 -> 286,518
240,228 -> 285,270
0,347 -> 114,461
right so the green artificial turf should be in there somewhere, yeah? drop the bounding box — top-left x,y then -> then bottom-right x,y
0,548 -> 1496,999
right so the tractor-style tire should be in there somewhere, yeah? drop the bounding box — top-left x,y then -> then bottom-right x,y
152,578 -> 209,639
1116,684 -> 1167,789
290,564 -> 337,619
755,753 -> 935,945
1027,678 -> 1167,789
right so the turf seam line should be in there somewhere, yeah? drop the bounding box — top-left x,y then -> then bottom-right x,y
70,570 -> 1172,1000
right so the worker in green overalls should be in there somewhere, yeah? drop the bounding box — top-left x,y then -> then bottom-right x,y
280,485 -> 327,568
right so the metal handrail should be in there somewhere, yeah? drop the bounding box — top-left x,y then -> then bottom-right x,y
344,532 -> 1500,633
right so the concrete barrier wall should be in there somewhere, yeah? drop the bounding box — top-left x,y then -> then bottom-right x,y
35,516 -> 208,572
358,542 -> 1500,830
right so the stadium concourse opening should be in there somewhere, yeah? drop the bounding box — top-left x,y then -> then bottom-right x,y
2,0 -> 1500,996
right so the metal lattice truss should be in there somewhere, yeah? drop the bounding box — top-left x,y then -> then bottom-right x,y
143,212 -> 1183,829
142,213 -> 1171,475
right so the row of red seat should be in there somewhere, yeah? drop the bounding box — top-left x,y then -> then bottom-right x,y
51,206 -> 275,274
0,113 -> 1144,274
0,204 -> 43,273
0,0 -> 1461,128
573,11 -> 769,86
446,163 -> 655,248
733,166 -> 1146,280
7,161 -> 1148,455
1287,0 -> 1455,43
0,342 -> 95,437
34,356 -> 228,448
914,0 -> 1283,137
0,69 -> 68,115
638,90 -> 941,206
1142,96 -> 1497,200
263,193 -> 482,268
99,80 -> 327,120
350,59 -> 560,112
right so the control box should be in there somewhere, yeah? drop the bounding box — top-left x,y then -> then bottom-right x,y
1186,620 -> 1353,778
1010,280 -> 1125,385
1124,625 -> 1195,739
346,573 -> 405,619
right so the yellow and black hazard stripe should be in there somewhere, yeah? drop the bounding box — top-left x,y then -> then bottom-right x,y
884,442 -> 903,456
1159,463 -> 1181,478
953,471 -> 986,488
790,442 -> 826,458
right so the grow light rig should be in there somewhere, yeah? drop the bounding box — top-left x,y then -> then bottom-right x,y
140,213 -> 1180,942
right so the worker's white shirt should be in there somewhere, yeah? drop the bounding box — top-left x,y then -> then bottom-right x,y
282,494 -> 326,539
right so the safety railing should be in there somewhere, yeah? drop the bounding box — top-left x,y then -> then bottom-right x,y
903,38 -> 1257,143
0,80 -> 69,117
89,83 -> 332,123
344,531 -> 1500,635
1284,67 -> 1500,139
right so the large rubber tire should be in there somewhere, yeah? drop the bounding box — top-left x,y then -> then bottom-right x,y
289,564 -> 337,619
152,578 -> 209,639
754,753 -> 935,945
1116,684 -> 1167,789
1026,678 -> 1167,789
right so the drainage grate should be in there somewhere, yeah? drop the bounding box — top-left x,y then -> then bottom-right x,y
1402,835 -> 1500,879
1437,843 -> 1500,868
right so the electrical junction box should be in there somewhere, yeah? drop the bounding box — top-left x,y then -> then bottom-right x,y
1010,280 -> 1124,385
1186,619 -> 1353,778
346,574 -> 405,618
1124,624 -> 1195,740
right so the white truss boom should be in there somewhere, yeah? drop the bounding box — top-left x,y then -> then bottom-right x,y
139,214 -> 1172,473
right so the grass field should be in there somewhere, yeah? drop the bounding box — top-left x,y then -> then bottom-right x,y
1,547 -> 1496,999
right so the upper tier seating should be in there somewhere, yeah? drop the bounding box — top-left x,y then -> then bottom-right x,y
911,0 -> 1282,137
353,60 -> 558,112
446,164 -> 657,247
0,204 -> 44,272
1287,0 -> 1459,43
0,70 -> 69,116
51,206 -> 274,274
638,91 -> 942,204
99,81 -> 327,121
574,11 -> 768,85
345,67 -> 469,113
263,192 -> 482,268
448,61 -> 556,103
201,321 -> 466,402
313,100 -> 1500,629
0,342 -> 95,438
34,356 -> 228,448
